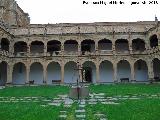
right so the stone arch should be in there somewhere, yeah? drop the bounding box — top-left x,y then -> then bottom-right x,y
98,39 -> 112,51
0,61 -> 7,86
14,41 -> 27,54
117,60 -> 131,82
153,58 -> 160,79
30,62 -> 43,85
81,39 -> 95,54
99,60 -> 113,83
47,40 -> 61,55
64,40 -> 78,53
132,38 -> 146,51
64,61 -> 78,83
115,39 -> 129,52
47,61 -> 61,84
30,41 -> 44,53
134,59 -> 148,82
82,61 -> 96,83
12,62 -> 26,85
1,38 -> 10,51
150,34 -> 158,48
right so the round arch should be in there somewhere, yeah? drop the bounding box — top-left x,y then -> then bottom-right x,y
81,39 -> 95,54
30,41 -> 44,53
0,61 -> 7,86
47,40 -> 61,54
134,59 -> 148,82
47,61 -> 61,84
132,38 -> 146,51
12,62 -> 26,85
153,58 -> 160,80
82,61 -> 96,83
99,60 -> 113,83
64,40 -> 78,52
115,39 -> 129,52
1,38 -> 10,51
98,39 -> 112,51
64,61 -> 78,83
117,60 -> 131,82
30,62 -> 43,84
150,34 -> 158,48
14,41 -> 27,54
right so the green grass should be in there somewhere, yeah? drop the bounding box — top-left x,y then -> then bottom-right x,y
0,84 -> 160,120
90,84 -> 160,96
0,85 -> 69,97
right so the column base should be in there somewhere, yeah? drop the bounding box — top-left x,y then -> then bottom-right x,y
5,82 -> 12,87
25,82 -> 30,86
131,80 -> 136,83
148,78 -> 154,84
114,80 -> 118,84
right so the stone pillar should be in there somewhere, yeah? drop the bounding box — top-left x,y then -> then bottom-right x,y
43,64 -> 47,84
78,42 -> 81,55
112,41 -> 116,54
0,37 -> 1,50
113,63 -> 118,83
95,40 -> 98,54
61,42 -> 64,55
61,64 -> 64,84
148,60 -> 154,82
96,63 -> 100,83
77,62 -> 83,82
27,43 -> 30,56
131,62 -> 135,82
6,64 -> 13,85
129,40 -> 133,54
26,65 -> 30,84
146,35 -> 151,50
9,42 -> 14,56
44,42 -> 47,56
0,6 -> 5,21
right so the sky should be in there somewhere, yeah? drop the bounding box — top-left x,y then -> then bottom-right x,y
16,0 -> 160,24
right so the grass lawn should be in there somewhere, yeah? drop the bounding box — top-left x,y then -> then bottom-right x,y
0,84 -> 160,120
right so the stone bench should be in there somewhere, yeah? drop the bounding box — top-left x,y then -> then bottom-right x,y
29,80 -> 34,84
120,78 -> 129,83
154,77 -> 160,82
52,80 -> 61,84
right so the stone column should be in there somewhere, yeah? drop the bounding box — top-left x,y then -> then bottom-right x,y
6,64 -> 13,85
95,40 -> 98,54
78,42 -> 81,55
61,64 -> 64,84
113,63 -> 118,83
44,42 -> 47,56
26,65 -> 30,84
27,43 -> 30,56
0,6 -> 5,21
96,63 -> 100,83
61,42 -> 64,55
158,35 -> 160,46
43,64 -> 47,84
112,41 -> 116,54
131,62 -> 135,82
148,60 -> 154,82
146,35 -> 151,50
129,40 -> 133,54
0,37 -> 1,50
9,42 -> 14,56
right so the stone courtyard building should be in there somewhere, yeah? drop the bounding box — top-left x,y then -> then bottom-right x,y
0,0 -> 160,85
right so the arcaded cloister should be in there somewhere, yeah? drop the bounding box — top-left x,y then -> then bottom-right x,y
0,0 -> 160,86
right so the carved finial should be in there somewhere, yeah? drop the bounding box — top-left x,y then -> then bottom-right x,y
155,15 -> 158,22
